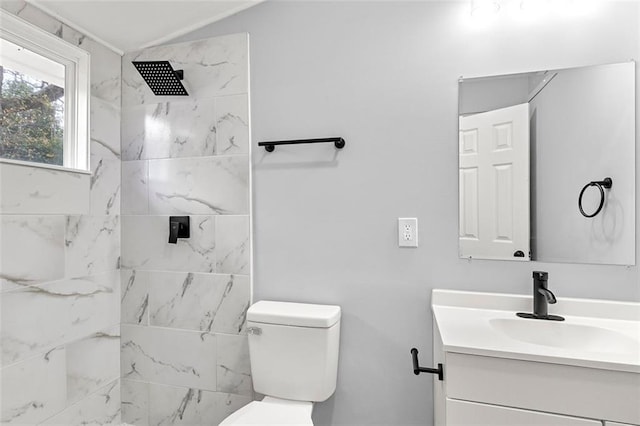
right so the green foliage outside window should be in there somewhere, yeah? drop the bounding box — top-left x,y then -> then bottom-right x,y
0,65 -> 64,166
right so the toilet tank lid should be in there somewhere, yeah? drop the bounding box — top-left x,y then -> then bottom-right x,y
248,301 -> 341,328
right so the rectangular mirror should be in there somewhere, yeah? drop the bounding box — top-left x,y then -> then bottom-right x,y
458,61 -> 635,265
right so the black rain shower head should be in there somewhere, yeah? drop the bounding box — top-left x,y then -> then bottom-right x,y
132,61 -> 188,96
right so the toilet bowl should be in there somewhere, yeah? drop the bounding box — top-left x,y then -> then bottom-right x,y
219,301 -> 341,425
220,397 -> 313,425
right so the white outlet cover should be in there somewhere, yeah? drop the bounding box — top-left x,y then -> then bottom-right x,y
398,218 -> 418,248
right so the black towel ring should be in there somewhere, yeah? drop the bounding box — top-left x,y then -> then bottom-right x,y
578,177 -> 612,218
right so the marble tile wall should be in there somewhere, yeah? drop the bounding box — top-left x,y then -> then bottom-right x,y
120,33 -> 252,426
0,2 -> 122,424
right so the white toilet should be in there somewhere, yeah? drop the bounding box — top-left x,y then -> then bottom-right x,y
220,300 -> 341,425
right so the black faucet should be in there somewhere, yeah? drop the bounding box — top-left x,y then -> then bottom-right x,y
517,271 -> 564,321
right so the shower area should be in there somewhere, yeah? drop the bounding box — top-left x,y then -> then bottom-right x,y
0,3 -> 253,425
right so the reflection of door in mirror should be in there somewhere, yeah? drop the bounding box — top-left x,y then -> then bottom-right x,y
459,103 -> 530,261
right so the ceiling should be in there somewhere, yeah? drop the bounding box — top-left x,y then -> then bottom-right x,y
27,0 -> 265,54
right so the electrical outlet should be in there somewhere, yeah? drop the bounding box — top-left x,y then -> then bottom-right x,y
398,218 -> 418,248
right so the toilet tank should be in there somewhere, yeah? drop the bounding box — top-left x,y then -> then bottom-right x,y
247,301 -> 341,402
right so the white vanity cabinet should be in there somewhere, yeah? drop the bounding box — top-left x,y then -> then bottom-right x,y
431,290 -> 640,426
436,351 -> 640,426
447,400 -> 601,425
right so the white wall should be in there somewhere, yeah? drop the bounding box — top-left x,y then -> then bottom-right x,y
177,2 -> 640,424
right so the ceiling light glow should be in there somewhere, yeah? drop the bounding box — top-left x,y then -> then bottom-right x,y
471,0 -> 501,18
471,0 -> 598,19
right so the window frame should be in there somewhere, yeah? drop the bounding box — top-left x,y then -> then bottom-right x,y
0,9 -> 90,173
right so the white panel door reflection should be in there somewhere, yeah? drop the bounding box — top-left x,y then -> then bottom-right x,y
459,103 -> 530,261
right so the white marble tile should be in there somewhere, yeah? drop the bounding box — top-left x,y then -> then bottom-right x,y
121,325 -> 217,391
148,272 -> 249,334
148,156 -> 249,215
120,113 -> 147,161
122,33 -> 248,107
122,379 -> 149,426
41,379 -> 121,425
121,215 -> 215,273
215,95 -> 250,155
216,334 -> 252,396
121,108 -> 146,161
65,215 -> 120,278
61,26 -> 121,106
210,275 -> 249,335
0,346 -> 67,424
88,47 -> 122,107
147,382 -> 251,426
90,157 -> 121,216
91,97 -> 121,161
215,215 -> 250,275
66,271 -> 121,342
0,2 -> 64,37
121,160 -> 149,215
66,325 -> 120,404
121,269 -> 149,325
122,99 -> 217,161
1,271 -> 120,367
0,163 -> 90,215
0,215 -> 65,288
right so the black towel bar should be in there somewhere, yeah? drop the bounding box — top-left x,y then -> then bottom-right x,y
410,348 -> 443,381
258,137 -> 345,152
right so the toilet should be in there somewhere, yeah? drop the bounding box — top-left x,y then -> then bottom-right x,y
220,300 -> 341,425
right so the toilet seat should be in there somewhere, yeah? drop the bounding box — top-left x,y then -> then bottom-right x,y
220,397 -> 313,425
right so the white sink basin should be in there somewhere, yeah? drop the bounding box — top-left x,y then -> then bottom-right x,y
489,317 -> 639,354
432,289 -> 640,373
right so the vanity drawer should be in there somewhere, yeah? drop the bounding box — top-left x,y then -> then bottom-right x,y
445,352 -> 640,425
447,399 -> 601,425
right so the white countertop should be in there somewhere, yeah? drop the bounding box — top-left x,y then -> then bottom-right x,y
432,289 -> 640,373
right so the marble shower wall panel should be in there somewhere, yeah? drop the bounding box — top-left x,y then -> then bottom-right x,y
90,97 -> 122,216
147,155 -> 249,215
41,379 -> 121,425
121,33 -> 248,107
0,3 -> 122,425
0,346 -> 67,424
1,271 -> 120,367
122,160 -> 149,215
121,215 -> 216,272
0,215 -> 65,288
121,325 -> 217,391
147,383 -> 251,426
215,215 -> 250,275
147,271 -> 250,334
120,32 -> 251,425
91,97 -> 122,160
121,99 -> 217,160
65,215 -> 121,278
122,379 -> 149,426
216,333 -> 252,396
121,269 -> 150,326
90,156 -> 122,216
214,95 -> 250,155
66,325 -> 121,404
0,165 -> 90,215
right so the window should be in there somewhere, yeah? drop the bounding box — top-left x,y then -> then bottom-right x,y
0,10 -> 89,172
